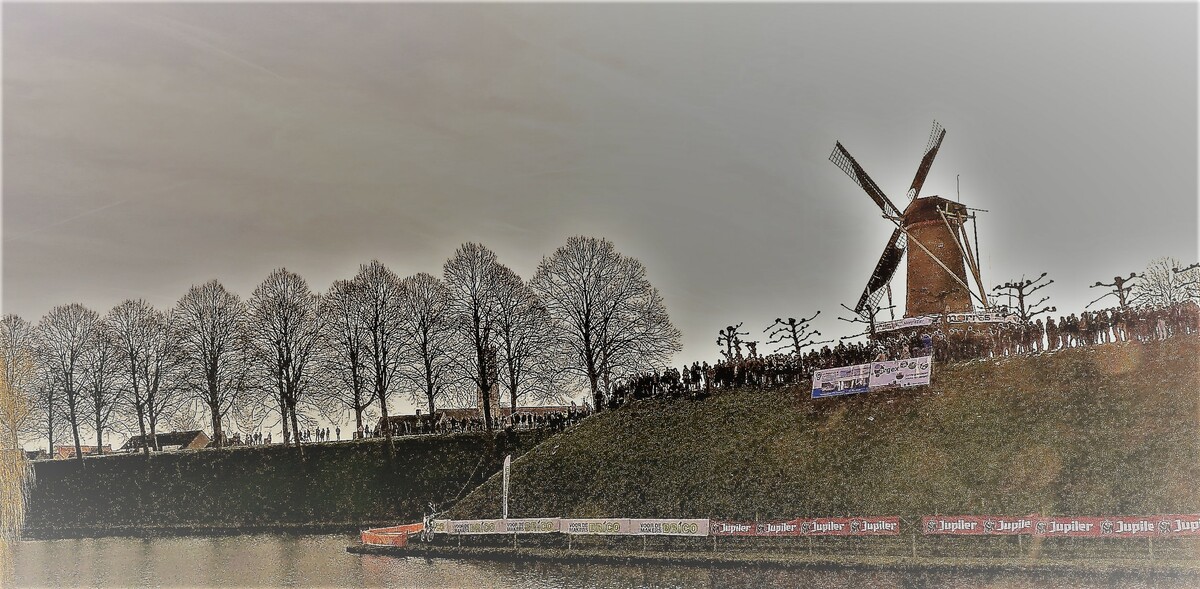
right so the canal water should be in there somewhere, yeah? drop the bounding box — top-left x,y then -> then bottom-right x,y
9,533 -> 1194,588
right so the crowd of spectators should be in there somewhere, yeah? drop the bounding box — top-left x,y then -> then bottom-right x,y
363,405 -> 593,439
604,301 -> 1200,409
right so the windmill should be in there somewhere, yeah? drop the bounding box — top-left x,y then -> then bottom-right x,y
829,122 -> 989,323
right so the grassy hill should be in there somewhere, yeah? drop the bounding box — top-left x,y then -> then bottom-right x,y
452,336 -> 1200,522
26,430 -> 540,536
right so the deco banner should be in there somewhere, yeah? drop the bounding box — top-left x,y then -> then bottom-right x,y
797,517 -> 901,536
868,356 -> 932,389
502,518 -> 562,534
922,516 -> 1036,536
446,519 -> 506,535
628,519 -> 710,536
561,519 -> 633,535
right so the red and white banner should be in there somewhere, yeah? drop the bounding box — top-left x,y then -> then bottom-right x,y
1037,515 -> 1200,538
798,517 -> 901,536
922,515 -> 1036,536
924,515 -> 1200,538
709,521 -> 757,536
711,518 -> 898,537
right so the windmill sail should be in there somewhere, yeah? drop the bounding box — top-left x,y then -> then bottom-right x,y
905,121 -> 946,202
855,228 -> 907,314
829,142 -> 902,219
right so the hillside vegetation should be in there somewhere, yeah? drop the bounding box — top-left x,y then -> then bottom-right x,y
453,336 -> 1200,521
26,430 -> 539,536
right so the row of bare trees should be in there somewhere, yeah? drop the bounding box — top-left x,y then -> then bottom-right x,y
0,237 -> 682,459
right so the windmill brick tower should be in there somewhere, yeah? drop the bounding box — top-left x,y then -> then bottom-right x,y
829,122 -> 988,324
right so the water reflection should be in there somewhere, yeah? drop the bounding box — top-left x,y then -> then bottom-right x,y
12,534 -> 1196,588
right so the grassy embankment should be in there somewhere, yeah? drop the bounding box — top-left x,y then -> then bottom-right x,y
25,430 -> 541,538
448,336 -> 1200,562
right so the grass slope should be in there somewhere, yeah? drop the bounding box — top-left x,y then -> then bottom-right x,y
452,336 -> 1200,521
26,430 -> 539,535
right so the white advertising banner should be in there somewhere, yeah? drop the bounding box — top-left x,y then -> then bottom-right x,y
561,518 -> 633,535
811,362 -> 872,398
628,519 -> 710,536
446,519 -> 506,535
502,518 -> 561,534
876,312 -> 1018,333
868,356 -> 933,389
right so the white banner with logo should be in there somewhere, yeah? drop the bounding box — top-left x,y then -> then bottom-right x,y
502,518 -> 561,534
868,356 -> 932,389
561,519 -> 634,535
628,519 -> 710,536
446,519 -> 505,535
876,312 -> 1018,333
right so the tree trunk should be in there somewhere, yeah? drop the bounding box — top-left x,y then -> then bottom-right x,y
279,398 -> 291,446
136,402 -> 149,457
589,374 -> 602,412
379,385 -> 393,444
289,402 -> 301,453
210,402 -> 222,449
95,406 -> 104,456
46,392 -> 55,456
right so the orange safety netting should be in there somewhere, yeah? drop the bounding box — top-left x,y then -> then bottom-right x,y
361,522 -> 425,546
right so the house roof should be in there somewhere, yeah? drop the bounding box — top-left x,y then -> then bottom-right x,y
119,430 -> 209,451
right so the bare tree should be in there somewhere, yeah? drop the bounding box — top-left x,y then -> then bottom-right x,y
353,261 -> 406,443
492,267 -> 558,415
108,300 -> 184,455
1173,262 -> 1200,299
248,269 -> 323,447
317,279 -> 375,438
37,304 -> 101,462
531,236 -> 682,410
716,322 -> 749,361
992,272 -> 1056,322
766,311 -> 831,356
1135,257 -> 1197,307
0,316 -> 36,450
82,317 -> 122,455
173,280 -> 248,448
443,243 -> 508,430
396,272 -> 459,417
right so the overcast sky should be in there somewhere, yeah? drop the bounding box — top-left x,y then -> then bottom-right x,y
3,3 -> 1197,390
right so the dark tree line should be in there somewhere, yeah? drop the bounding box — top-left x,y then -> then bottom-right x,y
1,237 -> 681,458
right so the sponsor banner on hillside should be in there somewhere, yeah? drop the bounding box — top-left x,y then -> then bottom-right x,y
561,519 -> 633,535
868,356 -> 932,389
446,519 -> 505,535
710,521 -> 757,536
812,363 -> 871,398
1036,515 -> 1200,538
503,518 -> 561,534
1157,515 -> 1200,537
876,312 -> 1018,334
875,316 -> 935,333
797,517 -> 901,536
813,356 -> 932,398
755,520 -> 803,536
922,516 -> 1036,536
628,519 -> 710,536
